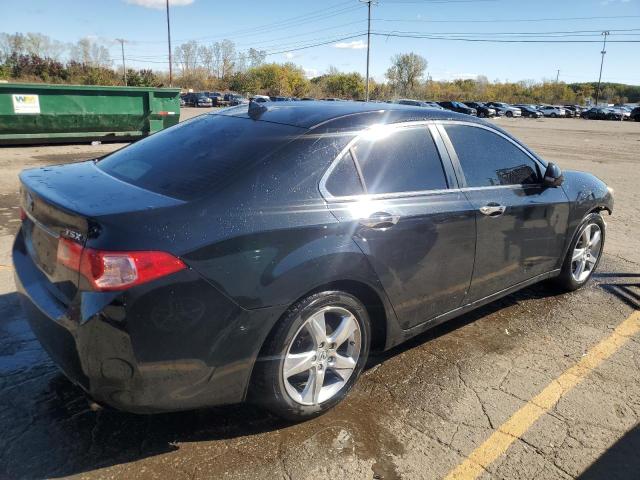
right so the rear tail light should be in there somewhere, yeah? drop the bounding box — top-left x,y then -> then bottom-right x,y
56,237 -> 186,291
19,207 -> 27,221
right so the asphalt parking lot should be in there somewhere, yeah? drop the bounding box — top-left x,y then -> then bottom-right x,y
0,111 -> 638,480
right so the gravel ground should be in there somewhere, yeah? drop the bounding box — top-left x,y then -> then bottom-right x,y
0,111 -> 638,480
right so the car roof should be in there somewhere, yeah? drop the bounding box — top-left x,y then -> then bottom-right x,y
215,100 -> 485,130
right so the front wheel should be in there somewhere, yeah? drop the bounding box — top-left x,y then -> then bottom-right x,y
506,111 -> 513,118
252,291 -> 371,421
553,213 -> 605,291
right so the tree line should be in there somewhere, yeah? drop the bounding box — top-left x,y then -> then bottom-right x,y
1,32 -> 638,104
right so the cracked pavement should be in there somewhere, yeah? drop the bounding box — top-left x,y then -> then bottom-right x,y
0,113 -> 638,479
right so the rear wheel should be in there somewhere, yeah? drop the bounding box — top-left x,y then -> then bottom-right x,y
554,213 -> 605,291
252,291 -> 371,421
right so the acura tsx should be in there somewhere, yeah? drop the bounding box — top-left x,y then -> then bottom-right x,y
14,101 -> 613,420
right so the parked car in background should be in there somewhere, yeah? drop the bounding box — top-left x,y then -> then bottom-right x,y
464,102 -> 497,118
14,101 -> 613,421
486,102 -> 521,117
183,92 -> 213,108
205,91 -> 224,106
610,107 -> 631,120
438,101 -> 477,116
422,101 -> 445,110
270,96 -> 290,102
564,105 -> 583,117
581,107 -> 622,120
514,104 -> 543,118
224,93 -> 248,106
179,95 -> 186,107
631,106 -> 640,121
554,105 -> 574,118
537,105 -> 565,118
396,99 -> 444,109
300,97 -> 315,101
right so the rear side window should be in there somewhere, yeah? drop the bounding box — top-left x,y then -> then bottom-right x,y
97,115 -> 302,201
324,150 -> 364,197
445,125 -> 540,187
351,127 -> 447,194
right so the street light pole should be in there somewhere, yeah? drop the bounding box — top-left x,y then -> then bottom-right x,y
166,0 -> 173,87
594,31 -> 609,106
117,39 -> 127,86
360,0 -> 374,102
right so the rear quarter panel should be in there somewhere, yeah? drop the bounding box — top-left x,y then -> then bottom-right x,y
560,170 -> 613,253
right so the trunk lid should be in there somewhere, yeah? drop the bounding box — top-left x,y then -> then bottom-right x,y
19,161 -> 185,305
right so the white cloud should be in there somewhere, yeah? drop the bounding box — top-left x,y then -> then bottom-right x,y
333,40 -> 367,50
303,67 -> 319,79
284,52 -> 296,60
125,0 -> 194,9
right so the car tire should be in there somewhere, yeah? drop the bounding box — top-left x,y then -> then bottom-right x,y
551,113 -> 557,118
553,213 -> 605,292
251,291 -> 371,421
506,111 -> 513,118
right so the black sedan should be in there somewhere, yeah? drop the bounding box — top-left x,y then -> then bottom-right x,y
463,102 -> 497,118
14,101 -> 613,421
438,101 -> 477,116
581,107 -> 622,120
514,104 -> 543,118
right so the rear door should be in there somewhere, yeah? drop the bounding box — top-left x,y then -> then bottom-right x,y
323,123 -> 476,330
438,122 -> 569,303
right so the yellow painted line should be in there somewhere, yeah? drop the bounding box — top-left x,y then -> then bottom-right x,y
445,309 -> 640,480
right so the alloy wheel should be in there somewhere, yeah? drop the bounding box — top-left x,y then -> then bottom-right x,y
283,306 -> 361,406
571,223 -> 602,282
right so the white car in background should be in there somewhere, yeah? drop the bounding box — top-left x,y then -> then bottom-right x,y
538,105 -> 566,118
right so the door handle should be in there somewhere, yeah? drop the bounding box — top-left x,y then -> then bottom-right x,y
359,212 -> 400,229
479,204 -> 507,217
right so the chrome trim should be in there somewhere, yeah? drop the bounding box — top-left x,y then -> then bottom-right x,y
479,205 -> 507,216
22,209 -> 59,239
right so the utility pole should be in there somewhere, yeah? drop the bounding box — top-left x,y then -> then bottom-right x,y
360,0 -> 375,102
555,69 -> 560,83
117,39 -> 127,86
594,31 -> 609,106
166,0 -> 173,87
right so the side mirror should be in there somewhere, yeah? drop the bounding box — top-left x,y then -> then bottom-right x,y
543,162 -> 564,187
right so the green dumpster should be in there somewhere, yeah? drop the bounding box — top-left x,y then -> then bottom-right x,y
0,82 -> 181,145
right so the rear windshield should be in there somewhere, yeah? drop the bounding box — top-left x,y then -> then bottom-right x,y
97,114 -> 303,200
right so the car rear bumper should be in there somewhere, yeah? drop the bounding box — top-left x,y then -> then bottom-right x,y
13,229 -> 284,413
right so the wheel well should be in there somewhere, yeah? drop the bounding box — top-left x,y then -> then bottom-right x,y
588,205 -> 612,215
302,280 -> 388,352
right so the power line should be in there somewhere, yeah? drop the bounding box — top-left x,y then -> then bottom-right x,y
372,14 -> 640,24
372,31 -> 640,43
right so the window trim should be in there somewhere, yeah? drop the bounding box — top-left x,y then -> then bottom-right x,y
319,120 -> 456,202
436,120 -> 547,190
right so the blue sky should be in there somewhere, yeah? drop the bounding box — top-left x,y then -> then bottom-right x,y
2,0 -> 639,84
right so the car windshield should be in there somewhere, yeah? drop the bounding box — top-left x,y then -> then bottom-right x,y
97,114 -> 303,201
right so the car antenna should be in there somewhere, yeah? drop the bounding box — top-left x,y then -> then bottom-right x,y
248,99 -> 268,120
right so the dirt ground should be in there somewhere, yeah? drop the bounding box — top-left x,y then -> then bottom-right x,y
0,111 -> 638,480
